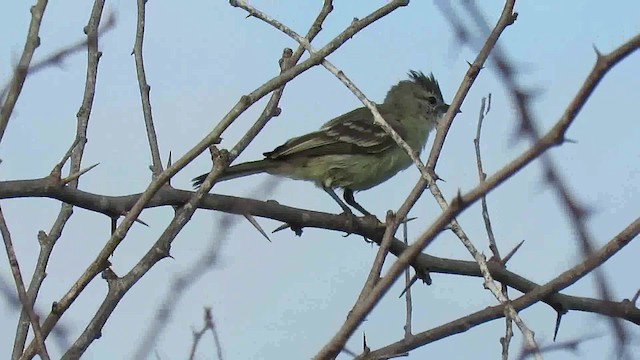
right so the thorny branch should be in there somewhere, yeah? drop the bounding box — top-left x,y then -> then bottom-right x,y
11,1 -> 109,359
19,1 -> 411,358
133,0 -> 163,177
1,206 -> 50,359
314,31 -> 640,359
2,1 -> 638,359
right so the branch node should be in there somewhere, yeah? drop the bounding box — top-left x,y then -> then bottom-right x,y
509,12 -> 518,25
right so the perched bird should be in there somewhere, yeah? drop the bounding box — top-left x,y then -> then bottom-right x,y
193,71 -> 449,215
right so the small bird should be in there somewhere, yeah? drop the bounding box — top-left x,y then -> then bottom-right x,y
193,71 -> 449,215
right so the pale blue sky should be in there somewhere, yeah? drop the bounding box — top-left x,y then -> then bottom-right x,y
1,1 -> 639,359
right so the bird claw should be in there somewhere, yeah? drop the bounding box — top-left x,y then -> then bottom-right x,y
337,211 -> 360,237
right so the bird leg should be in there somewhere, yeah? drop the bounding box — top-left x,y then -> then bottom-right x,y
323,186 -> 354,214
343,188 -> 372,216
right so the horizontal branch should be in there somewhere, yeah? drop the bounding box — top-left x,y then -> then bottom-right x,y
1,177 -> 637,325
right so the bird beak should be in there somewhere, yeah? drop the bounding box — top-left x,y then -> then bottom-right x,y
440,103 -> 461,114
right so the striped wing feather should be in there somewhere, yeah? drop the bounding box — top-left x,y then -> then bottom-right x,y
264,106 -> 405,159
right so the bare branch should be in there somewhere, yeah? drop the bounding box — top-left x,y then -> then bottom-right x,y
0,206 -> 50,360
133,0 -> 163,177
20,3 -> 410,357
359,211 -> 396,301
402,221 -> 413,340
131,178 -> 277,359
0,9 -> 116,141
188,308 -> 224,360
315,32 -> 640,359
356,217 -> 639,359
12,1 -> 109,358
474,94 -> 500,259
0,0 -> 49,143
428,0 -> 517,170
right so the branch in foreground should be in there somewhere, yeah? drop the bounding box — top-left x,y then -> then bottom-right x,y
11,1 -> 110,359
20,2 -> 408,357
0,206 -> 50,360
356,217 -> 640,359
1,179 -> 638,326
313,32 -> 640,359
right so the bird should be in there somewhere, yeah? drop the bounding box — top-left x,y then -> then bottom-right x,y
193,71 -> 449,216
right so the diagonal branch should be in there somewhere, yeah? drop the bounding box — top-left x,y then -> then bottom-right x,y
357,217 -> 640,359
0,0 -> 49,143
313,32 -> 640,359
20,2 -> 409,358
1,206 -> 50,360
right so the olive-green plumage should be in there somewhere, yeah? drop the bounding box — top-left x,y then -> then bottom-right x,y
193,71 -> 449,215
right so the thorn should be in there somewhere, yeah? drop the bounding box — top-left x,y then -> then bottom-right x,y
631,289 -> 640,305
272,223 -> 289,233
592,44 -> 603,58
399,274 -> 420,298
243,213 -> 271,242
134,217 -> 149,227
119,211 -> 149,227
362,332 -> 369,353
398,217 -> 417,225
563,137 -> 578,144
553,311 -> 563,341
433,173 -> 446,183
501,240 -> 525,265
272,223 -> 303,236
451,189 -> 464,207
111,217 -> 117,235
166,151 -> 172,168
60,163 -> 100,185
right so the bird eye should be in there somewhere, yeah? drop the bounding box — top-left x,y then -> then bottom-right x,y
420,94 -> 437,105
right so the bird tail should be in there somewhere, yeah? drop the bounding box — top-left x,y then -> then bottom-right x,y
191,159 -> 278,188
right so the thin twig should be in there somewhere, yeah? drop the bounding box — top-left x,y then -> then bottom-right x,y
0,0 -> 49,143
473,94 -> 514,359
402,220 -> 413,339
474,94 -> 500,259
13,1 -> 108,358
132,179 -> 277,359
359,211 -> 396,301
188,308 -> 224,360
133,0 -> 163,177
0,206 -> 50,360
0,10 -> 116,141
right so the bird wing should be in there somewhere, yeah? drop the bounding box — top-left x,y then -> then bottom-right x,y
264,106 -> 406,159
